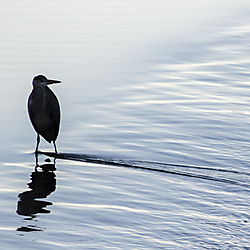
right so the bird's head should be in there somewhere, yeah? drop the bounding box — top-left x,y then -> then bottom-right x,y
32,75 -> 61,88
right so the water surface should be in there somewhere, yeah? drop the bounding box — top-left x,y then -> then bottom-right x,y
1,0 -> 250,249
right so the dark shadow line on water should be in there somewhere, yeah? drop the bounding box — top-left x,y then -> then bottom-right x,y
140,160 -> 250,176
40,151 -> 250,189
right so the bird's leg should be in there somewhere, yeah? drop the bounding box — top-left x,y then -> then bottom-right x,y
35,134 -> 40,168
53,141 -> 58,154
53,141 -> 58,165
53,156 -> 57,165
35,152 -> 39,168
35,134 -> 40,153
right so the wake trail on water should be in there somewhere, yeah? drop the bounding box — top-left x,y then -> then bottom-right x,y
40,151 -> 250,189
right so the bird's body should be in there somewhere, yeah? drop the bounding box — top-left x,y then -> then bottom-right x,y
28,75 -> 61,153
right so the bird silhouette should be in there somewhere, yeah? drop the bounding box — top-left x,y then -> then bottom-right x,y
28,75 -> 61,153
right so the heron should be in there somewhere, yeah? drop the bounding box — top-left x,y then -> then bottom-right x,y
28,75 -> 61,154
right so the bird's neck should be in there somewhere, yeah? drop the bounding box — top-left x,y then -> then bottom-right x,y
40,86 -> 48,111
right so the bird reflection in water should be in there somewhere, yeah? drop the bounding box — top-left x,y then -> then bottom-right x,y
16,158 -> 56,232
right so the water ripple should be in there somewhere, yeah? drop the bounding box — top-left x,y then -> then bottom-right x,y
42,151 -> 250,189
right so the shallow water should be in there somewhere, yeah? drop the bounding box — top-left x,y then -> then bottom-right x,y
1,0 -> 250,249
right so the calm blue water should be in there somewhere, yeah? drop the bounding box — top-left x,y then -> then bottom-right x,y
1,1 -> 250,249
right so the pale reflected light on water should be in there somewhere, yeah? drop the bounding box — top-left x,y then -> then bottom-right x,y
1,0 -> 250,249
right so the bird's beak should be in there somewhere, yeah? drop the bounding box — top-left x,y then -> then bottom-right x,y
47,79 -> 61,85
